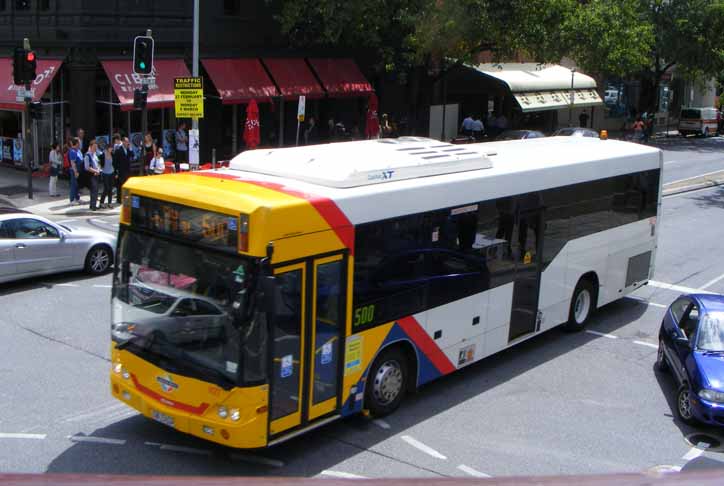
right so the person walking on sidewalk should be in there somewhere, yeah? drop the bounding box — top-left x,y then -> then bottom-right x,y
114,137 -> 132,203
48,142 -> 62,197
99,144 -> 115,208
84,139 -> 101,211
68,138 -> 82,205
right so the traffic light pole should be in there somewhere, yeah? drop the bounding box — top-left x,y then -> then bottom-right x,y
24,83 -> 33,199
192,0 -> 199,167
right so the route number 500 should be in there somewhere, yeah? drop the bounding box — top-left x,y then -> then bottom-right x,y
353,304 -> 375,327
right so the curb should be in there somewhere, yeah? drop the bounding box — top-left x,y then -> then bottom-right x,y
662,171 -> 724,197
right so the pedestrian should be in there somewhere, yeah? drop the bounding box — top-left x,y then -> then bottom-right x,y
84,139 -> 101,211
142,132 -> 156,174
114,136 -> 132,203
304,116 -> 317,145
76,128 -> 86,152
460,114 -> 474,136
471,115 -> 484,140
149,147 -> 166,175
381,114 -> 394,138
68,138 -> 82,205
48,142 -> 62,196
579,110 -> 589,128
99,144 -> 115,208
175,121 -> 188,172
632,116 -> 645,143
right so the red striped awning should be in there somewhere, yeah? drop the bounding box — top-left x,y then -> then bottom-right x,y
102,59 -> 191,111
202,58 -> 278,104
0,58 -> 63,111
308,58 -> 373,97
262,58 -> 324,100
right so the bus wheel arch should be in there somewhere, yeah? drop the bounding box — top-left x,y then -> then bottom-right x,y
563,272 -> 599,332
363,341 -> 418,417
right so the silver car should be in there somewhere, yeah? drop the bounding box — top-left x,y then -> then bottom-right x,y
0,208 -> 116,283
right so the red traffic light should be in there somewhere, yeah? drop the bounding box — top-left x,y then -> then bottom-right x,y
26,51 -> 35,62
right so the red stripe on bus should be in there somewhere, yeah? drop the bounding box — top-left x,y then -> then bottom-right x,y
398,316 -> 456,375
194,172 -> 355,254
131,374 -> 210,415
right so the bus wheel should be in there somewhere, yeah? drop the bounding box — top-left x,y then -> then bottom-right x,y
563,278 -> 596,332
365,347 -> 408,417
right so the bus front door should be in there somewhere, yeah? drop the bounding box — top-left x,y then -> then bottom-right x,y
269,254 -> 346,437
508,206 -> 544,342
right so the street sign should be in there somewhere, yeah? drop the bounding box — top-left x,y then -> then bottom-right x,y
297,95 -> 306,122
174,77 -> 204,119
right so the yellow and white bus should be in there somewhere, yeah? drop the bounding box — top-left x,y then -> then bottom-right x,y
111,136 -> 662,449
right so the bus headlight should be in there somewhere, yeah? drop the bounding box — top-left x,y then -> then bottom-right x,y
230,409 -> 240,421
699,389 -> 724,403
217,406 -> 228,419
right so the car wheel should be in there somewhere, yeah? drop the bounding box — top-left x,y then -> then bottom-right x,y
364,347 -> 408,417
85,245 -> 112,275
562,278 -> 596,332
677,385 -> 698,425
655,339 -> 669,372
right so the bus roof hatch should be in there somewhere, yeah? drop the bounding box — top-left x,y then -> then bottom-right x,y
228,137 -> 493,188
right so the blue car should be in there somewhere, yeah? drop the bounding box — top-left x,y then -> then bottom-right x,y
657,293 -> 724,425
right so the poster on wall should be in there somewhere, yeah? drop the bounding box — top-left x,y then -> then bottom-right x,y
96,135 -> 110,152
13,138 -> 23,165
129,132 -> 143,160
0,138 -> 8,162
162,129 -> 176,159
189,128 -> 199,167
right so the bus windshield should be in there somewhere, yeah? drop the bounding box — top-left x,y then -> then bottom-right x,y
112,228 -> 267,388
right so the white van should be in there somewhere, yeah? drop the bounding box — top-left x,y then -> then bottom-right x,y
679,107 -> 718,137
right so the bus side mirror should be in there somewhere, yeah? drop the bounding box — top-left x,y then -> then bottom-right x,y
261,275 -> 277,315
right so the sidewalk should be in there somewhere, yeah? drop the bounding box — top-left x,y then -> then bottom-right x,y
0,165 -> 121,218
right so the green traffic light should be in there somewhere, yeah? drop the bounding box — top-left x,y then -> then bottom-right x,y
140,62 -> 146,69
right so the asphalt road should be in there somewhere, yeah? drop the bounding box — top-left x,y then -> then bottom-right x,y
1,137 -> 723,478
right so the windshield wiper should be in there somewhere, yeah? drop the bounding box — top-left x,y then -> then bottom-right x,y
176,351 -> 236,391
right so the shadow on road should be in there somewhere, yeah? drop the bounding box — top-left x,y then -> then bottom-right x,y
686,186 -> 724,211
0,270 -> 112,297
45,298 -> 648,476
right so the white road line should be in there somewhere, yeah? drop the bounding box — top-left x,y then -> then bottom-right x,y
457,464 -> 491,478
585,330 -> 618,339
372,419 -> 391,430
68,435 -> 125,445
701,272 -> 724,290
229,452 -> 285,468
0,433 -> 46,440
319,470 -> 367,479
92,284 -> 112,288
159,444 -> 212,456
647,280 -> 714,295
664,160 -> 681,165
682,442 -> 709,461
53,283 -> 79,287
401,435 -> 447,460
144,441 -> 161,446
62,403 -> 129,423
634,340 -> 659,349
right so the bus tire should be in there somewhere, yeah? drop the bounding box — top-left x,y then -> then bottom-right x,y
364,346 -> 409,417
562,278 -> 596,332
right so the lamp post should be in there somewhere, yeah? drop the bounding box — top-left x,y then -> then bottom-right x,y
568,68 -> 576,127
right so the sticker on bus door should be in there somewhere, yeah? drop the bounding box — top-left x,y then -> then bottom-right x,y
281,355 -> 293,378
321,342 -> 333,365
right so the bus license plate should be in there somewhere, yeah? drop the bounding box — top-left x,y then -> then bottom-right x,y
152,410 -> 175,428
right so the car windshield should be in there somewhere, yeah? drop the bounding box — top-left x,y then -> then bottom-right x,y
697,312 -> 724,352
112,228 -> 267,387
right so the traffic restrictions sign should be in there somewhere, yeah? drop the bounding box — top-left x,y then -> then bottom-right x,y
174,77 -> 204,119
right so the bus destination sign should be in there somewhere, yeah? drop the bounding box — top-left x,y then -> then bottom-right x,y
131,196 -> 238,252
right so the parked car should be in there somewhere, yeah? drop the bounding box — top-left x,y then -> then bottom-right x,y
553,127 -> 599,138
0,208 -> 116,283
496,130 -> 546,141
656,293 -> 724,425
678,107 -> 718,137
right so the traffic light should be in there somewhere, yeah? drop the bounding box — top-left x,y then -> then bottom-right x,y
133,36 -> 154,75
133,88 -> 147,110
12,47 -> 36,85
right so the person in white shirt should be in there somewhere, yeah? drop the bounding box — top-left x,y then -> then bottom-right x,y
48,142 -> 62,196
149,147 -> 166,175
